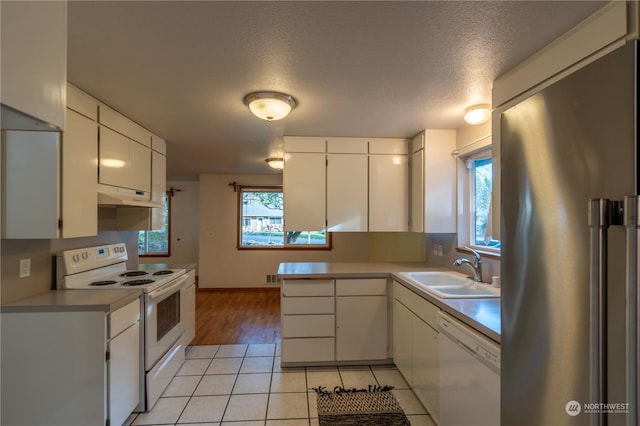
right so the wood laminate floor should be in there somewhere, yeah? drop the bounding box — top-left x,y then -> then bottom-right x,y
190,288 -> 281,345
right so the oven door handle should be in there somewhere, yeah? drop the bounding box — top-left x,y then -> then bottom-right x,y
148,275 -> 188,301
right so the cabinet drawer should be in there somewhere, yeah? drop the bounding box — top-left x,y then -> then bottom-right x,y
282,338 -> 335,363
282,280 -> 334,297
282,297 -> 334,314
110,299 -> 140,338
336,278 -> 386,296
394,281 -> 439,328
282,315 -> 335,338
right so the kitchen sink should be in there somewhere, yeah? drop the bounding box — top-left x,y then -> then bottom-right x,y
396,271 -> 500,299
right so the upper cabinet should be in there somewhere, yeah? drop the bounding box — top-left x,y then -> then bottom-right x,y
284,137 -> 409,233
410,130 -> 456,233
0,1 -> 67,129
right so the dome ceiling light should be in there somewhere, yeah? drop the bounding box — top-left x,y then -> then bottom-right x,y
463,104 -> 492,125
265,157 -> 284,170
243,91 -> 297,121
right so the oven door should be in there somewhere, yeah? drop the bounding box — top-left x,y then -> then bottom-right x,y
145,274 -> 187,369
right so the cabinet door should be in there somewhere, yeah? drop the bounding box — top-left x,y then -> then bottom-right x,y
423,129 -> 456,233
410,149 -> 425,232
150,151 -> 167,230
283,152 -> 326,231
369,154 -> 408,231
109,322 -> 140,426
0,1 -> 66,129
1,130 -> 60,238
129,140 -> 151,192
327,154 -> 368,232
62,109 -> 98,238
413,318 -> 439,421
393,299 -> 413,383
100,126 -> 131,188
182,281 -> 196,346
336,296 -> 387,361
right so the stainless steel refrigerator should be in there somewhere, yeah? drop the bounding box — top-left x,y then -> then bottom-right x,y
501,41 -> 638,426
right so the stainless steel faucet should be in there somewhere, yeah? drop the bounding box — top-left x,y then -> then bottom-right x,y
453,247 -> 483,282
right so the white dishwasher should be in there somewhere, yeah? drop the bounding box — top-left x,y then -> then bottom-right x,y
437,312 -> 500,426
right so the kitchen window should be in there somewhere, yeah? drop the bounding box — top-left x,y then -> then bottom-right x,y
457,139 -> 500,254
139,192 -> 171,256
237,186 -> 331,250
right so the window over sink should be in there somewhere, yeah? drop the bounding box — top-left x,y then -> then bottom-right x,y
237,185 -> 331,250
457,138 -> 500,254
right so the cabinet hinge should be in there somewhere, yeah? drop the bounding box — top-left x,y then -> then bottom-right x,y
105,351 -> 110,361
58,219 -> 63,229
106,419 -> 110,426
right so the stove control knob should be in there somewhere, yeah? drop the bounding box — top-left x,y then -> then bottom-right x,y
72,254 -> 80,263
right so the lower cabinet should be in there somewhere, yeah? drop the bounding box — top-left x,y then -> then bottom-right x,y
281,278 -> 389,365
393,281 -> 440,423
0,297 -> 142,426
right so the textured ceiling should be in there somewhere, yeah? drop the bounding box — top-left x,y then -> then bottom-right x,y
67,1 -> 607,180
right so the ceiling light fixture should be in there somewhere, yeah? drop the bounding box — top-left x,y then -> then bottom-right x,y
265,157 -> 284,170
463,104 -> 492,125
243,91 -> 297,121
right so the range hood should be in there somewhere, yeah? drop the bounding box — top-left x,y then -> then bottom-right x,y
98,185 -> 161,208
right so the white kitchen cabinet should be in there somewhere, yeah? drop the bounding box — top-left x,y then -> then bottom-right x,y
99,104 -> 151,147
181,270 -> 197,348
327,153 -> 368,231
393,298 -> 413,381
0,1 -> 67,129
1,295 -> 141,426
150,148 -> 167,230
393,280 -> 440,422
281,279 -> 335,364
62,103 -> 98,238
100,125 -> 151,192
1,130 -> 60,238
283,152 -> 326,231
369,153 -> 409,231
336,278 -> 388,361
411,130 -> 456,233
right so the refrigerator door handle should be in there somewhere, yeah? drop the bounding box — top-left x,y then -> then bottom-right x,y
588,198 -> 609,426
624,196 -> 639,426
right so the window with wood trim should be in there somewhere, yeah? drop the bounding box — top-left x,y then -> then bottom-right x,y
237,185 -> 331,249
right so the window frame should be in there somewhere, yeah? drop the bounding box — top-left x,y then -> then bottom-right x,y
236,185 -> 332,251
456,139 -> 500,257
139,191 -> 171,257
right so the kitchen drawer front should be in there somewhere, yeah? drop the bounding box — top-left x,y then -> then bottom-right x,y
282,280 -> 334,297
394,281 -> 439,329
110,299 -> 140,338
282,297 -> 334,315
336,278 -> 386,296
282,338 -> 335,363
282,315 -> 335,338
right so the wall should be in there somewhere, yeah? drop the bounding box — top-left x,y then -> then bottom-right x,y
198,173 -> 426,288
139,180 -> 200,272
1,209 -> 138,304
423,120 -> 500,283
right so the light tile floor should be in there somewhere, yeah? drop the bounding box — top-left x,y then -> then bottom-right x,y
125,344 -> 437,426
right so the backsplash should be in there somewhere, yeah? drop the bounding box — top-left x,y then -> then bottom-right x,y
425,233 -> 500,283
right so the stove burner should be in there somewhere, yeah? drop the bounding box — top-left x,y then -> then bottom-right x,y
90,280 -> 118,286
152,270 -> 174,276
123,279 -> 155,286
120,270 -> 147,277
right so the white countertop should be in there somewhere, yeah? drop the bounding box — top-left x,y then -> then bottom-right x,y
278,261 -> 501,343
0,288 -> 142,313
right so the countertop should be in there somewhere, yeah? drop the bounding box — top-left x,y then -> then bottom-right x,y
278,261 -> 501,343
0,288 -> 142,313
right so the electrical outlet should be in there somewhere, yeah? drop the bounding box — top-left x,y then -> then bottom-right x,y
19,258 -> 31,278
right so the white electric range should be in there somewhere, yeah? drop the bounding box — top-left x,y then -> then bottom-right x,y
56,243 -> 187,411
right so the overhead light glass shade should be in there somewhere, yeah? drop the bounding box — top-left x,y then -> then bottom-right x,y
463,104 -> 492,125
243,91 -> 297,121
265,157 -> 284,170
